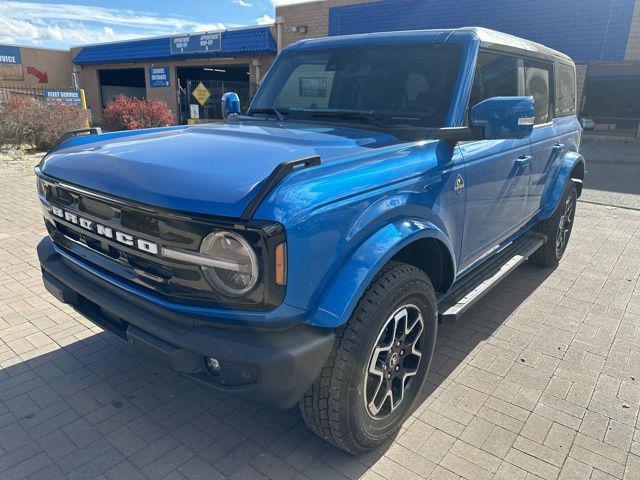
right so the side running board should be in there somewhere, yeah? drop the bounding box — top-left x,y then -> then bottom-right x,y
241,156 -> 321,220
438,232 -> 547,323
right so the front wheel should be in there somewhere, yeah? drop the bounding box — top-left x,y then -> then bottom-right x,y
531,181 -> 577,267
299,261 -> 437,454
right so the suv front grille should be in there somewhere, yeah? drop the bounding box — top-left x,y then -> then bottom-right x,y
37,174 -> 285,310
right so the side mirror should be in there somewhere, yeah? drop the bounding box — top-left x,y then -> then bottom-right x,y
470,96 -> 535,140
221,92 -> 241,118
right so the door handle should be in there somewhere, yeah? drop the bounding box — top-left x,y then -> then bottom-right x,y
553,142 -> 565,149
515,155 -> 532,166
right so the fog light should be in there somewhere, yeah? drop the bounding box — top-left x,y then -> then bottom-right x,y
206,357 -> 221,372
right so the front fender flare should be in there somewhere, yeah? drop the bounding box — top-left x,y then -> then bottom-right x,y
539,151 -> 585,220
309,218 -> 455,328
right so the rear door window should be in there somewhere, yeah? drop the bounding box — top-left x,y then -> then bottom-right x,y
555,63 -> 576,116
525,60 -> 553,124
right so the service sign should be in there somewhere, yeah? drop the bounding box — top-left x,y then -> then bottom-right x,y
149,67 -> 170,87
0,45 -> 23,81
170,32 -> 222,55
44,89 -> 82,108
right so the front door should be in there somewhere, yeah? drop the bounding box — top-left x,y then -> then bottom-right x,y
457,139 -> 532,271
456,50 -> 532,272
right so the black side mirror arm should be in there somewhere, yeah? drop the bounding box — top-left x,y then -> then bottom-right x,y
426,126 -> 485,144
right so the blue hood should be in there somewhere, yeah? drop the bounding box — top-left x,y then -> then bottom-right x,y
40,122 -> 398,218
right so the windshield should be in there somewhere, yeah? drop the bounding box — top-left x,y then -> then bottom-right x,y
250,43 -> 462,129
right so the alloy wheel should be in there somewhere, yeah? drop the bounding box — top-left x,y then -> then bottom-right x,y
556,196 -> 574,257
364,304 -> 425,418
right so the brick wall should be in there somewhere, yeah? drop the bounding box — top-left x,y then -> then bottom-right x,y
1,46 -> 72,87
576,64 -> 588,112
625,0 -> 640,60
278,0 -> 639,63
276,0 -> 371,48
325,0 -> 637,63
73,53 -> 272,124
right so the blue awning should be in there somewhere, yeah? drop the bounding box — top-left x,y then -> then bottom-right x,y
73,27 -> 276,65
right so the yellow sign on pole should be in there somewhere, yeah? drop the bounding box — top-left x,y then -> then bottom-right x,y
192,82 -> 211,107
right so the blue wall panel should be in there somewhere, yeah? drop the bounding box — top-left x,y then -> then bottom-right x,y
328,0 -> 636,62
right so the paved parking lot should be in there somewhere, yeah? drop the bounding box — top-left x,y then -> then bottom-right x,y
0,140 -> 639,479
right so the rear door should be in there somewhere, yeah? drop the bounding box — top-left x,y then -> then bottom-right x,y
523,59 -> 562,219
526,61 -> 581,218
457,51 -> 533,272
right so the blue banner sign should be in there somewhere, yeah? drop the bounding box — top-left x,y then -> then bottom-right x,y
0,45 -> 21,65
149,66 -> 170,87
0,45 -> 23,81
44,89 -> 82,108
170,32 -> 222,55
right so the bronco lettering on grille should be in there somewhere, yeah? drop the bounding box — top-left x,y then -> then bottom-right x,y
50,205 -> 159,255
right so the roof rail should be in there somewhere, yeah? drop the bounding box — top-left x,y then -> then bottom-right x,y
241,155 -> 321,220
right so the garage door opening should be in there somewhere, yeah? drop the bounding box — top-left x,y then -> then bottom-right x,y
177,65 -> 250,124
581,62 -> 640,137
99,68 -> 147,108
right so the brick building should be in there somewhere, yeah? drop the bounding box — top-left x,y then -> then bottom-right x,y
67,27 -> 277,124
276,0 -> 640,136
0,45 -> 72,87
1,0 -> 638,134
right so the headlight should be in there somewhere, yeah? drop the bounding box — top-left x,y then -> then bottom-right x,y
200,231 -> 259,296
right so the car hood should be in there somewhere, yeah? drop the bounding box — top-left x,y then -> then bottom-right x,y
40,122 -> 399,218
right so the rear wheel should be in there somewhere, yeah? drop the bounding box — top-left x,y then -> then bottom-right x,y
531,181 -> 577,266
299,261 -> 437,454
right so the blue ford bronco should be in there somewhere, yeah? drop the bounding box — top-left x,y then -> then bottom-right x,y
36,28 -> 584,453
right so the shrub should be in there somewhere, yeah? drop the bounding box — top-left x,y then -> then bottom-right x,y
102,95 -> 174,131
0,96 -> 91,150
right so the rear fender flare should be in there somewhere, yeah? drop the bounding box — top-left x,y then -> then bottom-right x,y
309,218 -> 455,328
539,151 -> 585,220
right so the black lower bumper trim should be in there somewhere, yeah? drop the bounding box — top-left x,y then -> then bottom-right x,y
38,237 -> 335,409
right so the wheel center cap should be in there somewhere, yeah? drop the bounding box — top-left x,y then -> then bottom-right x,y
389,353 -> 399,367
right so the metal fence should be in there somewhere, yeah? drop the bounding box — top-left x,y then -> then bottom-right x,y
178,79 -> 257,124
0,84 -> 69,104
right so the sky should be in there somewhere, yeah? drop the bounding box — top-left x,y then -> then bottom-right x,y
0,0 -> 320,49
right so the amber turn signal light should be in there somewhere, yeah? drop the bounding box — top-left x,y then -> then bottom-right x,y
275,242 -> 286,285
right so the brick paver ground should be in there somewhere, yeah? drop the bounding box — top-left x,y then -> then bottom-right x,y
0,156 -> 639,480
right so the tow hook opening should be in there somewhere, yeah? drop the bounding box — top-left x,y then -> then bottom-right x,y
201,357 -> 259,387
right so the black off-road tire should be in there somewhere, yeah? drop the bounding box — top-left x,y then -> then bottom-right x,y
299,261 -> 437,454
530,181 -> 577,267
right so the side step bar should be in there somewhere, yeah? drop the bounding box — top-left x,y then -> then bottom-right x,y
438,232 -> 547,323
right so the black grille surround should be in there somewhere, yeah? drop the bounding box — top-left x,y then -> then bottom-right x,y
36,169 -> 286,311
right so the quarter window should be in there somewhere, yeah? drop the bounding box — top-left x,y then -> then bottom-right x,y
555,63 -> 576,116
525,61 -> 552,124
469,52 -> 519,108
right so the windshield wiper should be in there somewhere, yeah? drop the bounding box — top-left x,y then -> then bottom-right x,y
300,109 -> 388,128
247,107 -> 286,122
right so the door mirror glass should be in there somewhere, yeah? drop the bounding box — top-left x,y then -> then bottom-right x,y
221,92 -> 241,118
470,96 -> 535,140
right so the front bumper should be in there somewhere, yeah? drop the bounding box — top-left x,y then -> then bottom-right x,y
37,237 -> 334,409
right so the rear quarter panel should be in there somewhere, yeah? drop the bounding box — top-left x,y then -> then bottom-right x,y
537,115 -> 583,219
